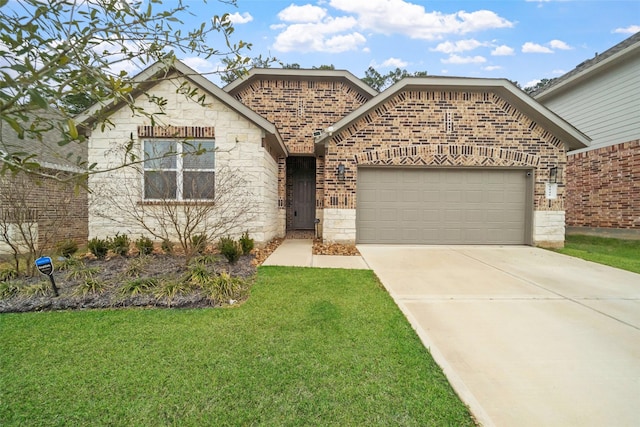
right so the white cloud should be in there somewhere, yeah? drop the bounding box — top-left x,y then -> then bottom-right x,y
328,0 -> 513,40
278,4 -> 327,23
491,45 -> 514,56
524,78 -> 541,88
441,54 -> 486,64
372,57 -> 409,68
549,39 -> 572,50
227,12 -> 253,25
273,16 -> 365,53
484,65 -> 502,71
181,57 -> 218,74
613,25 -> 640,34
522,42 -> 553,53
432,39 -> 485,53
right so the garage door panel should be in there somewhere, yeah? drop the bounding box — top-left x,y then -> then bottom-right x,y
357,168 -> 528,244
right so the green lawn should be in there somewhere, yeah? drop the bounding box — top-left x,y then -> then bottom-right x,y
0,266 -> 474,426
556,234 -> 640,274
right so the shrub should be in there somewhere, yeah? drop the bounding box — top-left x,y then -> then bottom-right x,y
185,263 -> 211,287
0,281 -> 20,299
239,231 -> 254,255
161,239 -> 174,254
88,238 -> 109,260
73,278 -> 107,296
154,279 -> 192,303
191,234 -> 207,255
57,257 -> 83,272
65,266 -> 100,281
135,237 -> 154,256
218,236 -> 242,264
123,256 -> 150,277
0,267 -> 17,282
110,233 -> 130,257
119,278 -> 157,296
205,271 -> 245,303
21,282 -> 51,297
55,239 -> 79,258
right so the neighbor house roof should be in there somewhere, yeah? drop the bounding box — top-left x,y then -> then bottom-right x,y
315,76 -> 591,155
1,108 -> 87,173
223,67 -> 378,99
76,60 -> 288,157
533,32 -> 640,101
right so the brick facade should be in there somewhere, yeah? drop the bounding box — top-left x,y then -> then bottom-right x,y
324,90 -> 566,212
229,76 -> 372,225
0,171 -> 88,253
566,140 -> 640,230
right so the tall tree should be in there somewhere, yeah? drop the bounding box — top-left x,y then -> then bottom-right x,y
0,0 -> 253,180
361,66 -> 428,91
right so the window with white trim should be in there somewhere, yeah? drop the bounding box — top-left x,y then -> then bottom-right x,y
143,140 -> 215,200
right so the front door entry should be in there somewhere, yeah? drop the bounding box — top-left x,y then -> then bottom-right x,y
292,168 -> 315,229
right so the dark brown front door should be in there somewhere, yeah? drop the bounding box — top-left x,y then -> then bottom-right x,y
292,168 -> 315,229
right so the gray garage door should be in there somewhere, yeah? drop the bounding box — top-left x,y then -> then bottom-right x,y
356,168 -> 530,244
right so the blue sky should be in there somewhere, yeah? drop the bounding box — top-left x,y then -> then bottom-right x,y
179,0 -> 639,89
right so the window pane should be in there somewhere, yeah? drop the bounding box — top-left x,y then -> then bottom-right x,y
183,171 -> 215,199
144,140 -> 176,169
145,171 -> 177,199
183,141 -> 215,170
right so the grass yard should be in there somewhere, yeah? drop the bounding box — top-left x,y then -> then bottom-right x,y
556,234 -> 640,274
0,266 -> 474,426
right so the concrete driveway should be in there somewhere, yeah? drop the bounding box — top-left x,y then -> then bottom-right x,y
357,245 -> 640,427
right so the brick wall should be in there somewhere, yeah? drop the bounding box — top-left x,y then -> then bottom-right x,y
324,90 -> 566,212
566,140 -> 640,229
230,76 -> 372,223
0,171 -> 88,253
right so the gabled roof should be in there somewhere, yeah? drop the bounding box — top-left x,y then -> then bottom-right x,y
1,108 -> 87,173
77,60 -> 287,157
533,32 -> 640,101
223,67 -> 378,99
315,76 -> 591,154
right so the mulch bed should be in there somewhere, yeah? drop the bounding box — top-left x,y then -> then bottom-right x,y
0,237 -> 360,314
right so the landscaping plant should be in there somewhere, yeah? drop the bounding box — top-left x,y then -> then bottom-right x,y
218,236 -> 242,264
239,231 -> 254,255
88,238 -> 109,260
110,233 -> 131,257
136,237 -> 154,256
55,239 -> 79,258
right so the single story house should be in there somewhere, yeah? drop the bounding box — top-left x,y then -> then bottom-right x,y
81,60 -> 589,248
533,32 -> 640,239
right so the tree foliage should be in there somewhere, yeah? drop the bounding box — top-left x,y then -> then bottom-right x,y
523,78 -> 557,95
361,66 -> 428,92
0,0 -> 252,179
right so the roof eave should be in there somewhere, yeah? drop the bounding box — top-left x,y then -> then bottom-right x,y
223,67 -> 378,97
535,39 -> 640,102
315,77 -> 590,151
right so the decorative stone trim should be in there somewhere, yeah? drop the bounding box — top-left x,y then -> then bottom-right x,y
137,125 -> 215,139
354,144 -> 541,167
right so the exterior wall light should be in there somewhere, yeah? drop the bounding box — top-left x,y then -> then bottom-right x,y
549,166 -> 558,183
337,163 -> 346,181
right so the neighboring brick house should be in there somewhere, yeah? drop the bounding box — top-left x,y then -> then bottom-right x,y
82,60 -> 589,248
534,32 -> 640,239
0,109 -> 88,255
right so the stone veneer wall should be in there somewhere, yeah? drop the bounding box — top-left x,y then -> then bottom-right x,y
323,89 -> 568,245
87,75 -> 280,244
566,140 -> 640,234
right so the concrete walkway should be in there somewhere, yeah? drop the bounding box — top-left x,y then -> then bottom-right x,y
262,239 -> 369,269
